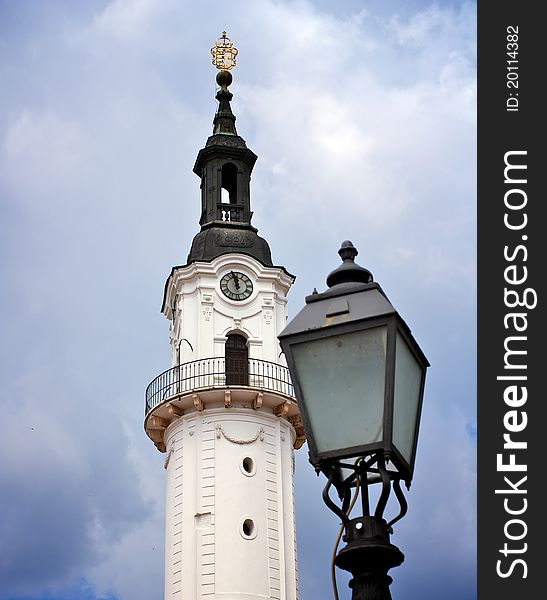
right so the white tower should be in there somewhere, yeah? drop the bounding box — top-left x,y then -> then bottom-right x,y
144,36 -> 305,600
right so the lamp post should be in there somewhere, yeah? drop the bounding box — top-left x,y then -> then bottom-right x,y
278,241 -> 429,600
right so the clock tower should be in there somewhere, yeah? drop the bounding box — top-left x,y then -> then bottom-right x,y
144,33 -> 304,600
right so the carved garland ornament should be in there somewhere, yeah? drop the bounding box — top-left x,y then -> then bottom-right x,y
216,424 -> 264,444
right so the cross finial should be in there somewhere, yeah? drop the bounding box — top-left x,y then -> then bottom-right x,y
211,31 -> 238,71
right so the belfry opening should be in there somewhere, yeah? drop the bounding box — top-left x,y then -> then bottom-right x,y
221,162 -> 238,204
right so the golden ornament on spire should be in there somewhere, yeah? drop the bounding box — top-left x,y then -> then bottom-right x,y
211,31 -> 238,70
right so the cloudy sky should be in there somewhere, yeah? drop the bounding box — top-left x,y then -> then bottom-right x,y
0,1 -> 476,599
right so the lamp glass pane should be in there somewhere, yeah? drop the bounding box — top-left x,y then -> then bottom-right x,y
393,332 -> 423,464
291,326 -> 387,455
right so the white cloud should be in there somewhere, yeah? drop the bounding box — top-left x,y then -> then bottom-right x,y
1,111 -> 88,195
93,0 -> 164,41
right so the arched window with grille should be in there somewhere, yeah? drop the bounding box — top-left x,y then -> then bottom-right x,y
225,333 -> 249,385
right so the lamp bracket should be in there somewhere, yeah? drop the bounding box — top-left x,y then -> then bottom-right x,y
320,451 -> 409,529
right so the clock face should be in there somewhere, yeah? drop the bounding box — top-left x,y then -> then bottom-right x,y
220,271 -> 253,301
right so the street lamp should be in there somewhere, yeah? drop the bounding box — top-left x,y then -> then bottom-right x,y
278,241 -> 429,600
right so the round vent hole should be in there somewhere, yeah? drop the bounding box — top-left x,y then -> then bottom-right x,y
242,519 -> 255,537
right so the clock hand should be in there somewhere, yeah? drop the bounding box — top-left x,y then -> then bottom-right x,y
230,271 -> 241,290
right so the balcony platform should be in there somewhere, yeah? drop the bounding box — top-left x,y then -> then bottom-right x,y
144,357 -> 303,452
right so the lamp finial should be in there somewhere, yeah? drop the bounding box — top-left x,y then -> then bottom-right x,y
326,241 -> 373,288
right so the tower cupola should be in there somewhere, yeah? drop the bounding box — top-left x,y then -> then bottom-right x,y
187,56 -> 272,266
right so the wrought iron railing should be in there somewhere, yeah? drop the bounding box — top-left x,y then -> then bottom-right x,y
145,357 -> 295,415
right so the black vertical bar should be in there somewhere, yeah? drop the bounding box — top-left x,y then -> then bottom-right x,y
359,463 -> 370,518
478,3 -> 541,599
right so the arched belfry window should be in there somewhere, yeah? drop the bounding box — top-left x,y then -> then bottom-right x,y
221,163 -> 238,204
225,333 -> 249,385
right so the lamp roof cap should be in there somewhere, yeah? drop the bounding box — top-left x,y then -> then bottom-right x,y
326,241 -> 374,288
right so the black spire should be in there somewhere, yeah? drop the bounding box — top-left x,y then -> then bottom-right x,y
186,69 -> 273,266
213,70 -> 237,136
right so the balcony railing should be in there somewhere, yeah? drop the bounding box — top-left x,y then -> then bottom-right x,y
217,202 -> 244,222
145,357 -> 295,415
